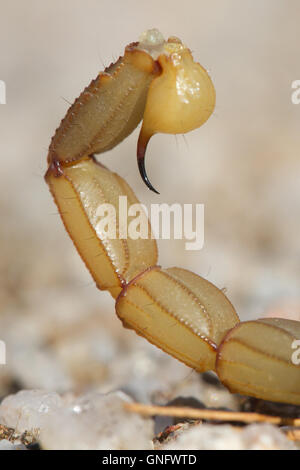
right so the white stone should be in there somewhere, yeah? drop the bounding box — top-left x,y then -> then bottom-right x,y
39,391 -> 154,450
0,389 -> 153,450
0,390 -> 63,438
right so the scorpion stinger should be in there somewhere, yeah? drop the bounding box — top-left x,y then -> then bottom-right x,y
137,130 -> 160,194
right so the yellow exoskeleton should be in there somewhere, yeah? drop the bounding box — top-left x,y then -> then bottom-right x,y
45,29 -> 300,405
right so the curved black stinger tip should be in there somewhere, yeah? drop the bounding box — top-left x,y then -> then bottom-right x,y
138,156 -> 160,194
137,129 -> 160,194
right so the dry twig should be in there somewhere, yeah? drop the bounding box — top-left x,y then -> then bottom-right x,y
124,402 -> 300,427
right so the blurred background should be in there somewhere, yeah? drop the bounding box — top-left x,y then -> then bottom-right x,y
0,0 -> 299,401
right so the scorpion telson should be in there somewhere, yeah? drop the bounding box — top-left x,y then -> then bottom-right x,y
45,29 -> 300,405
135,30 -> 216,193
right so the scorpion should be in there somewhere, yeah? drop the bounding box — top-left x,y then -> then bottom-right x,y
45,29 -> 300,405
